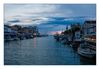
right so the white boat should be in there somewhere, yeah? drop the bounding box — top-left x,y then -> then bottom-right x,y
78,46 -> 96,58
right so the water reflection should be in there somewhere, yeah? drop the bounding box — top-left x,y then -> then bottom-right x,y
4,36 -> 96,65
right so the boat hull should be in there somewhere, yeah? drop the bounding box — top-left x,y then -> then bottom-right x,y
78,47 -> 96,58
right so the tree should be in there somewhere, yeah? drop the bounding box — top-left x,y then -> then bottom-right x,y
63,23 -> 81,42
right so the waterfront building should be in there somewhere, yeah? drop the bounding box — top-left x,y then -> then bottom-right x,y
4,25 -> 18,41
78,20 -> 96,58
83,20 -> 96,50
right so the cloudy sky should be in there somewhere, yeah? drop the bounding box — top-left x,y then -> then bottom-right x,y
4,4 -> 96,34
5,4 -> 96,18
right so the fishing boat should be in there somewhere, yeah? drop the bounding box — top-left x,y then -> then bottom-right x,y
78,45 -> 96,58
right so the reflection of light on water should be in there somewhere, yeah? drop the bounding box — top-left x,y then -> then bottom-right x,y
33,37 -> 36,48
4,36 -> 96,65
33,33 -> 37,48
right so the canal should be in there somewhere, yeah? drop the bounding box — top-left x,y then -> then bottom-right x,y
4,36 -> 96,65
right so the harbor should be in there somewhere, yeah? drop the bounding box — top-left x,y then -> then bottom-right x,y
4,4 -> 96,65
4,36 -> 96,65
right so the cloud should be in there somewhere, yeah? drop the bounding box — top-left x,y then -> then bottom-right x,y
4,4 -> 74,19
4,4 -> 96,26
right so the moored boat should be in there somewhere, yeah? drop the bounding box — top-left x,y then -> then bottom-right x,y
78,46 -> 96,58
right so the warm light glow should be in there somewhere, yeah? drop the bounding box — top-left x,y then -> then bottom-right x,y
50,31 -> 62,35
85,37 -> 96,41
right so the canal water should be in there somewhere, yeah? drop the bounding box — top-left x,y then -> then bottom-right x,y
4,36 -> 96,65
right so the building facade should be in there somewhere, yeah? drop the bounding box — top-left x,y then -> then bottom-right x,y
82,20 -> 96,50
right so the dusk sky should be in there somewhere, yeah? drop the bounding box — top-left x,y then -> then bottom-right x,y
4,4 -> 96,34
5,4 -> 96,18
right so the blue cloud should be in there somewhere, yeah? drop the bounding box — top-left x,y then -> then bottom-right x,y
4,4 -> 96,34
